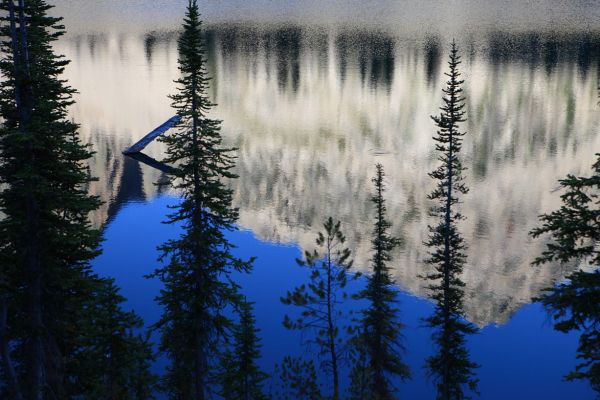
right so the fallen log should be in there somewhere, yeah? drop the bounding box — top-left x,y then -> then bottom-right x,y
122,115 -> 181,154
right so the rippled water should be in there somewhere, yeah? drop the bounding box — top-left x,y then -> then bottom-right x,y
59,24 -> 600,323
50,1 -> 600,397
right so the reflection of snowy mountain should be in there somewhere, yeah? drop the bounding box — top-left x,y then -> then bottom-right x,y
58,27 -> 600,325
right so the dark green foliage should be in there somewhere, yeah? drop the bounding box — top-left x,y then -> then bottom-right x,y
274,356 -> 323,400
347,328 -> 372,400
148,1 -> 252,398
219,300 -> 270,400
531,154 -> 600,394
72,278 -> 157,399
0,0 -> 105,398
281,217 -> 355,400
0,1 -> 155,398
423,42 -> 479,400
353,164 -> 410,400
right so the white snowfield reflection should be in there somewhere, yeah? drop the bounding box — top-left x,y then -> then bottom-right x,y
58,26 -> 600,325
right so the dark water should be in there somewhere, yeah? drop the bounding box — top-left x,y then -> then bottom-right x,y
50,2 -> 600,398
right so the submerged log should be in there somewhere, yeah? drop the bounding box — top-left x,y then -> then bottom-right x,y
122,115 -> 180,154
126,152 -> 177,174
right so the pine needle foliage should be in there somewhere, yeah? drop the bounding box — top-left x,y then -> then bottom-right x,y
423,41 -> 479,400
274,356 -> 323,400
73,278 -> 158,399
148,1 -> 252,398
531,154 -> 600,394
354,164 -> 410,400
347,327 -> 372,400
0,1 -> 139,398
281,216 -> 355,400
219,300 -> 270,400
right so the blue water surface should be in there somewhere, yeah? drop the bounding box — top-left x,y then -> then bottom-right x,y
92,195 -> 596,400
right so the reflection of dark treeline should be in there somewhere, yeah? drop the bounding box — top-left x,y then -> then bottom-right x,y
143,30 -> 177,66
424,35 -> 443,85
213,25 -> 305,92
80,24 -> 600,91
72,32 -> 109,60
215,26 -> 600,78
337,32 -> 395,90
0,1 -> 156,399
3,1 -> 598,399
270,27 -> 302,91
484,31 -> 600,77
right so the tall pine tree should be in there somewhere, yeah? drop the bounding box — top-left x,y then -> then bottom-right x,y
148,1 -> 252,398
72,278 -> 158,400
353,164 -> 410,400
219,299 -> 269,400
281,217 -> 355,400
0,0 -> 100,398
0,1 -> 155,398
423,41 -> 479,400
530,154 -> 600,394
275,356 -> 322,400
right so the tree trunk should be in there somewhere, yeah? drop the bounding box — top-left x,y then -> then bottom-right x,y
14,1 -> 44,399
193,318 -> 206,400
25,265 -> 43,400
326,241 -> 339,400
0,295 -> 23,400
45,334 -> 66,399
190,70 -> 207,400
442,131 -> 454,400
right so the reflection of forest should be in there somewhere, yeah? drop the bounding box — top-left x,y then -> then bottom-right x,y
61,26 -> 600,325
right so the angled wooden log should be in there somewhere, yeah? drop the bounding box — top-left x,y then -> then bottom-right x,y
122,115 -> 181,154
126,151 -> 177,174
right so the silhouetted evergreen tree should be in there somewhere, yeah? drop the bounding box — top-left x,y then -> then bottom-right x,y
0,1 -> 155,398
219,299 -> 269,400
73,278 -> 157,399
281,217 -> 355,400
347,327 -> 371,400
0,243 -> 19,399
423,42 -> 479,400
353,164 -> 410,400
274,356 -> 323,400
148,1 -> 252,398
0,1 -> 99,398
531,154 -> 600,394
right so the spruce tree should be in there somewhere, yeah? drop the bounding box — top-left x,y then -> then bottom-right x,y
530,154 -> 600,394
73,278 -> 157,399
280,216 -> 355,400
0,0 -> 100,398
347,327 -> 371,400
219,300 -> 269,400
0,246 -> 20,399
0,1 -> 155,398
148,1 -> 252,398
354,164 -> 410,400
423,41 -> 478,400
275,356 -> 323,400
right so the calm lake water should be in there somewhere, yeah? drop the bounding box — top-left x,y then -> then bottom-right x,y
52,1 -> 599,398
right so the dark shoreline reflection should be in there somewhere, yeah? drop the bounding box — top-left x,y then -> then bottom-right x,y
61,25 -> 600,326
